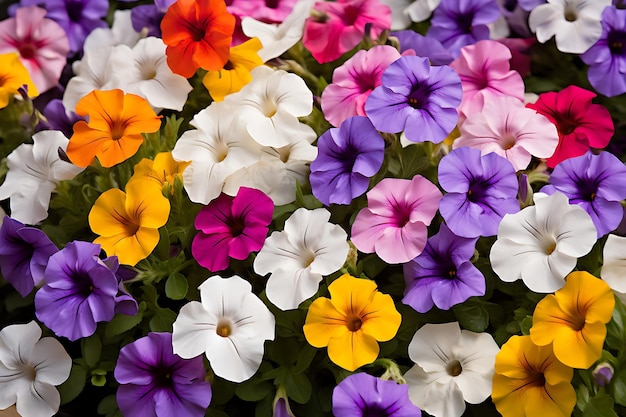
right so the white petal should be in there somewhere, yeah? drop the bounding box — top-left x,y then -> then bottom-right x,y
602,234 -> 626,293
31,338 -> 71,386
198,275 -> 251,318
15,381 -> 59,417
266,267 -> 322,310
172,301 -> 215,359
0,322 -> 41,369
407,322 -> 459,372
205,331 -> 265,383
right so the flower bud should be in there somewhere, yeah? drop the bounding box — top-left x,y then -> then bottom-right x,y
592,362 -> 614,387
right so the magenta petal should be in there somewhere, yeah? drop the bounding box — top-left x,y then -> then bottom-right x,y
191,232 -> 232,272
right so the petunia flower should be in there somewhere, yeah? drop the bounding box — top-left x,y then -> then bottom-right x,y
86,9 -> 142,50
303,0 -> 392,64
0,130 -> 84,225
192,187 -> 273,272
0,52 -> 38,108
35,241 -> 122,341
405,322 -> 499,417
0,321 -> 71,417
601,234 -> 626,302
310,116 -> 385,206
201,38 -> 264,102
492,335 -> 576,417
88,181 -> 170,266
303,274 -> 402,371
172,275 -> 275,383
160,0 -> 236,78
365,55 -> 462,144
332,372 -> 422,417
541,151 -> 626,238
0,6 -> 69,93
130,0 -> 175,38
391,30 -> 453,65
127,151 -> 191,194
529,0 -> 610,54
114,332 -> 212,417
351,176 -> 442,264
254,208 -> 349,310
526,85 -> 615,168
41,99 -> 85,139
403,223 -> 485,313
228,0 -> 298,45
448,40 -> 525,117
530,271 -> 615,369
453,96 -> 559,171
438,147 -> 520,238
321,45 -> 402,128
426,0 -> 501,57
224,66 -> 313,148
404,0 -> 442,22
0,217 -> 57,297
66,89 -> 162,168
490,192 -> 597,293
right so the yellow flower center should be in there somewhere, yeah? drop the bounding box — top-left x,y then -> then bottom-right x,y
216,320 -> 232,337
446,360 -> 462,377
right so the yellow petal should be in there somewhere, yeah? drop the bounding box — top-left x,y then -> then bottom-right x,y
303,297 -> 348,348
556,271 -> 614,325
524,382 -> 576,417
327,274 -> 378,317
124,181 -> 170,229
551,321 -> 606,369
0,52 -> 38,109
89,188 -> 132,237
94,228 -> 157,266
359,291 -> 401,342
327,329 -> 379,371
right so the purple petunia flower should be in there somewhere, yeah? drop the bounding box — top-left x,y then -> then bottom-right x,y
403,222 -> 485,313
581,6 -> 626,97
364,55 -> 462,144
130,0 -> 175,37
427,0 -> 501,57
35,241 -> 130,341
438,146 -> 520,238
332,372 -> 422,417
310,116 -> 385,206
114,332 -> 212,417
391,30 -> 454,66
518,0 -> 546,11
41,99 -> 84,138
541,151 -> 626,238
0,216 -> 57,296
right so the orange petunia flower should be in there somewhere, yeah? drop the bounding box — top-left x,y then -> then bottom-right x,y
161,0 -> 236,78
66,89 -> 162,168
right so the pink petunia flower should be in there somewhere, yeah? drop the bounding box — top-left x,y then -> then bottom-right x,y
192,187 -> 274,272
321,45 -> 402,127
228,0 -> 299,45
449,39 -> 524,118
303,0 -> 392,64
0,6 -> 69,93
454,96 -> 559,171
525,85 -> 615,168
351,176 -> 442,264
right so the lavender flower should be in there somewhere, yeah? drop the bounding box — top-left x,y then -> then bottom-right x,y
427,0 -> 501,57
130,0 -> 175,37
41,99 -> 84,138
391,30 -> 454,65
0,216 -> 57,296
332,373 -> 422,417
310,116 -> 385,206
364,55 -> 462,144
518,0 -> 546,11
438,146 -> 520,238
35,241 -> 125,341
541,151 -> 626,238
403,223 -> 485,313
114,332 -> 212,417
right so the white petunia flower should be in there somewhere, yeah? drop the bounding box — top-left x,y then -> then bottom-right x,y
379,0 -> 414,29
529,0 -> 610,54
601,234 -> 626,301
171,101 -> 262,205
254,207 -> 349,310
0,321 -> 71,417
172,275 -> 275,383
0,130 -> 84,225
83,10 -> 142,51
490,192 -> 597,293
223,122 -> 318,205
224,66 -> 313,148
242,0 -> 315,62
405,0 -> 441,22
404,322 -> 499,417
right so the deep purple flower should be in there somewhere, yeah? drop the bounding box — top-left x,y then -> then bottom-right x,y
427,0 -> 501,57
310,116 -> 385,206
115,332 -> 212,417
364,55 -> 462,144
438,146 -> 520,238
518,0 -> 546,11
581,6 -> 626,97
131,0 -> 175,37
41,99 -> 84,138
35,241 -> 121,341
0,216 -> 57,296
101,255 -> 139,316
403,223 -> 485,313
391,30 -> 454,65
332,373 -> 422,417
541,151 -> 626,238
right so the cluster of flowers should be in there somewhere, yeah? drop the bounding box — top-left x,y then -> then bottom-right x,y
2,0 -> 626,416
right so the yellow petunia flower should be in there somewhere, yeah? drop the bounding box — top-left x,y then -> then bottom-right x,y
128,151 -> 191,193
492,335 -> 576,417
88,181 -> 170,266
0,52 -> 38,108
530,271 -> 614,369
202,38 -> 264,101
303,274 -> 401,371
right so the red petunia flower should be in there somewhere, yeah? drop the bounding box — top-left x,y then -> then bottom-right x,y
161,0 -> 236,78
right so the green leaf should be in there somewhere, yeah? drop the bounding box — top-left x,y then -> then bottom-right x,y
165,273 -> 188,300
235,378 -> 274,401
81,334 -> 102,368
606,295 -> 626,350
293,345 -> 317,375
453,301 -> 489,332
613,370 -> 626,406
97,395 -> 118,415
583,394 -> 619,417
576,384 -> 590,413
284,370 -> 312,404
104,302 -> 145,339
149,308 -> 177,332
58,362 -> 87,405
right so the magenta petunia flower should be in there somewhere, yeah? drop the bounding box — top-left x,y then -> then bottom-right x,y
192,187 -> 274,272
351,176 -> 442,264
0,6 -> 69,93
